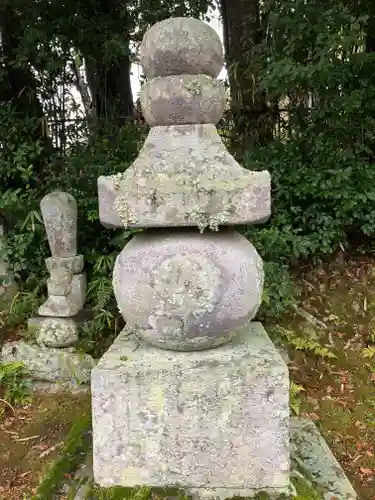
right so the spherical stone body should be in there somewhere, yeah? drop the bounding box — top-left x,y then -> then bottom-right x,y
139,17 -> 224,79
113,229 -> 264,351
140,75 -> 226,126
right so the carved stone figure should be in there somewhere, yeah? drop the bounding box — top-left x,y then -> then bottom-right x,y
38,192 -> 86,317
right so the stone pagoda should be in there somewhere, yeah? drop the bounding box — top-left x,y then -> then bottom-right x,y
92,17 -> 290,498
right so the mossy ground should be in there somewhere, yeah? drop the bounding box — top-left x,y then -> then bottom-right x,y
0,392 -> 90,499
272,254 -> 375,499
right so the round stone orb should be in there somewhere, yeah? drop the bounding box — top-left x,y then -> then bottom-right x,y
140,74 -> 226,126
139,17 -> 224,79
113,229 -> 264,351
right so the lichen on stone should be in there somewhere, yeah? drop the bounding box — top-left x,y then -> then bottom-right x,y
111,172 -> 124,190
150,254 -> 222,324
109,167 -> 263,230
183,79 -> 203,96
113,195 -> 139,228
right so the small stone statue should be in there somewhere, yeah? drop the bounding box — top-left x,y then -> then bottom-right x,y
0,192 -> 94,389
38,191 -> 86,317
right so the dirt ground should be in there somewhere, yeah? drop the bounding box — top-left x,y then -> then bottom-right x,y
0,393 -> 90,499
276,255 -> 375,499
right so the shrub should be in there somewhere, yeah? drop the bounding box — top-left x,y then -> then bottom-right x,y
243,2 -> 375,263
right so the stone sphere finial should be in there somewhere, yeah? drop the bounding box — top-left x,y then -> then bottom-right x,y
139,17 -> 224,79
139,17 -> 226,127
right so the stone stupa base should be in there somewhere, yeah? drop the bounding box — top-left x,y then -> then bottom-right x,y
91,323 -> 290,492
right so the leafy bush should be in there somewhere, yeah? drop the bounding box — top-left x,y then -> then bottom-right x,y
258,261 -> 298,320
243,2 -> 375,263
1,118 -> 145,334
0,361 -> 30,412
270,325 -> 336,359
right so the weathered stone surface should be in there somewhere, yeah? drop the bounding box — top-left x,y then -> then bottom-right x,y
28,310 -> 93,341
47,267 -> 74,296
33,317 -> 78,347
39,274 -> 86,317
113,229 -> 263,350
46,255 -> 84,276
41,191 -> 78,257
139,17 -> 224,79
32,380 -> 90,394
140,75 -> 225,126
1,340 -> 95,383
92,323 -> 290,489
98,124 -> 270,229
290,418 -> 358,499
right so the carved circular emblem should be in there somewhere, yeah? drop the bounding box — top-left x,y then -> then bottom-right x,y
150,254 -> 222,323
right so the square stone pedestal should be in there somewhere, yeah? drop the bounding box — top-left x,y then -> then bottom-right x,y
91,323 -> 290,498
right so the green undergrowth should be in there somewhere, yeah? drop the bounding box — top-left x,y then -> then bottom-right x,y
86,476 -> 322,500
0,360 -> 31,414
31,411 -> 92,500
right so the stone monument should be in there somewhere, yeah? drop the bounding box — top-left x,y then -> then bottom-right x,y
38,191 -> 86,318
1,191 -> 94,389
92,17 -> 290,498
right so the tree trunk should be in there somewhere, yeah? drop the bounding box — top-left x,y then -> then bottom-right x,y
85,52 -> 134,124
220,0 -> 273,150
82,0 -> 134,127
0,6 -> 44,117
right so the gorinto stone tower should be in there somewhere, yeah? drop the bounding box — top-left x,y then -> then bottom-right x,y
92,17 -> 290,498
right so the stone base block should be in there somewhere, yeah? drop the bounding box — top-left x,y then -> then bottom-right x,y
92,323 -> 290,490
1,340 -> 95,383
290,418 -> 357,499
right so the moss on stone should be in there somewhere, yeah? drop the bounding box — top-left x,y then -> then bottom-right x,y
89,477 -> 322,500
90,485 -> 188,500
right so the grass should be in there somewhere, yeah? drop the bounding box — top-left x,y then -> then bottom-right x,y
0,393 -> 91,499
89,480 -> 322,500
31,410 -> 92,499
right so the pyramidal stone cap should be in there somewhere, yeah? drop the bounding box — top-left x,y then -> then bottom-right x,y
98,17 -> 271,230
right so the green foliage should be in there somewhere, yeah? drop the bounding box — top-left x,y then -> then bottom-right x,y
3,290 -> 41,330
91,486 -> 190,500
292,472 -> 323,500
289,381 -> 305,416
31,412 -> 92,500
92,486 -> 152,500
258,261 -> 298,320
271,326 -> 336,359
0,361 -> 30,411
243,0 -> 375,263
363,346 -> 375,359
